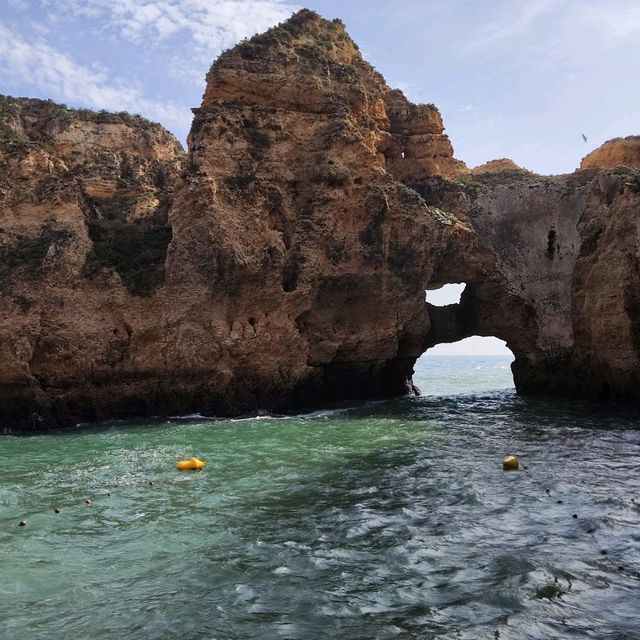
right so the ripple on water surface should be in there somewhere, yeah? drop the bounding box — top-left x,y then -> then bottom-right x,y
1,360 -> 640,639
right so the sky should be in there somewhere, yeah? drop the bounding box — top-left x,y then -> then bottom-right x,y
1,0 -> 637,354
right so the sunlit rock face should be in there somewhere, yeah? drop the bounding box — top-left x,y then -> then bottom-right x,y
1,10 -> 640,431
167,10 -> 465,413
580,136 -> 640,170
0,11 -> 465,430
0,96 -> 185,429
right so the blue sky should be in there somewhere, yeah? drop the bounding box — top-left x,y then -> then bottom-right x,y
1,0 -> 638,354
2,0 -> 639,175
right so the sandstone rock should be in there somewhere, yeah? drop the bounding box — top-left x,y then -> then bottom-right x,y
1,10 -> 640,431
580,136 -> 640,170
0,96 -> 185,428
382,89 -> 466,180
168,9 -> 462,414
471,158 -> 528,174
410,166 -> 640,400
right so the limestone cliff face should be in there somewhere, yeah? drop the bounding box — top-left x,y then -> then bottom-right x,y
0,96 -> 184,428
0,12 -> 465,430
382,90 -> 466,180
167,10 -> 463,411
580,136 -> 640,170
1,10 -> 640,431
412,166 -> 640,399
471,158 -> 527,174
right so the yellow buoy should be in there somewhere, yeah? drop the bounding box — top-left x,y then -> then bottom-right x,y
502,455 -> 520,471
176,456 -> 207,471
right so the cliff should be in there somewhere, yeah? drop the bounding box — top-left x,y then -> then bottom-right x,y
0,96 -> 185,428
412,166 -> 640,400
580,136 -> 640,170
471,158 -> 528,174
1,9 -> 639,431
167,10 -> 465,411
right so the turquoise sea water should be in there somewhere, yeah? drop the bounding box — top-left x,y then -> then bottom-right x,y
1,356 -> 639,639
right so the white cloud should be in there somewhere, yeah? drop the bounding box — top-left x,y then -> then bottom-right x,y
463,0 -> 558,51
1,0 -> 300,139
579,1 -> 640,40
42,0 -> 297,51
424,336 -> 512,356
0,21 -> 192,132
36,0 -> 298,87
463,0 -> 640,53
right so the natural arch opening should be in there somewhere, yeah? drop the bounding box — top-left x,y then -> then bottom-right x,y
426,335 -> 512,357
425,282 -> 465,307
414,336 -> 515,396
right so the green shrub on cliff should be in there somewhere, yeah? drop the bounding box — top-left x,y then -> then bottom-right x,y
609,166 -> 640,194
0,225 -> 72,281
82,196 -> 171,296
426,205 -> 458,225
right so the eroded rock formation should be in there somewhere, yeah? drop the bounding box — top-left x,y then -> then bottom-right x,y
1,9 -> 639,430
0,97 -> 185,428
470,158 -> 527,174
413,166 -> 640,399
167,11 -> 463,410
580,136 -> 640,170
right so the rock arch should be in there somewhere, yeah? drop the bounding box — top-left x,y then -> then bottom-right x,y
409,166 -> 640,400
2,11 -> 640,431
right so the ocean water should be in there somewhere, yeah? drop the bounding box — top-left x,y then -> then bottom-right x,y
1,355 -> 639,639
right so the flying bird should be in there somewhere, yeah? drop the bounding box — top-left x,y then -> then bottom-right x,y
582,133 -> 588,143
